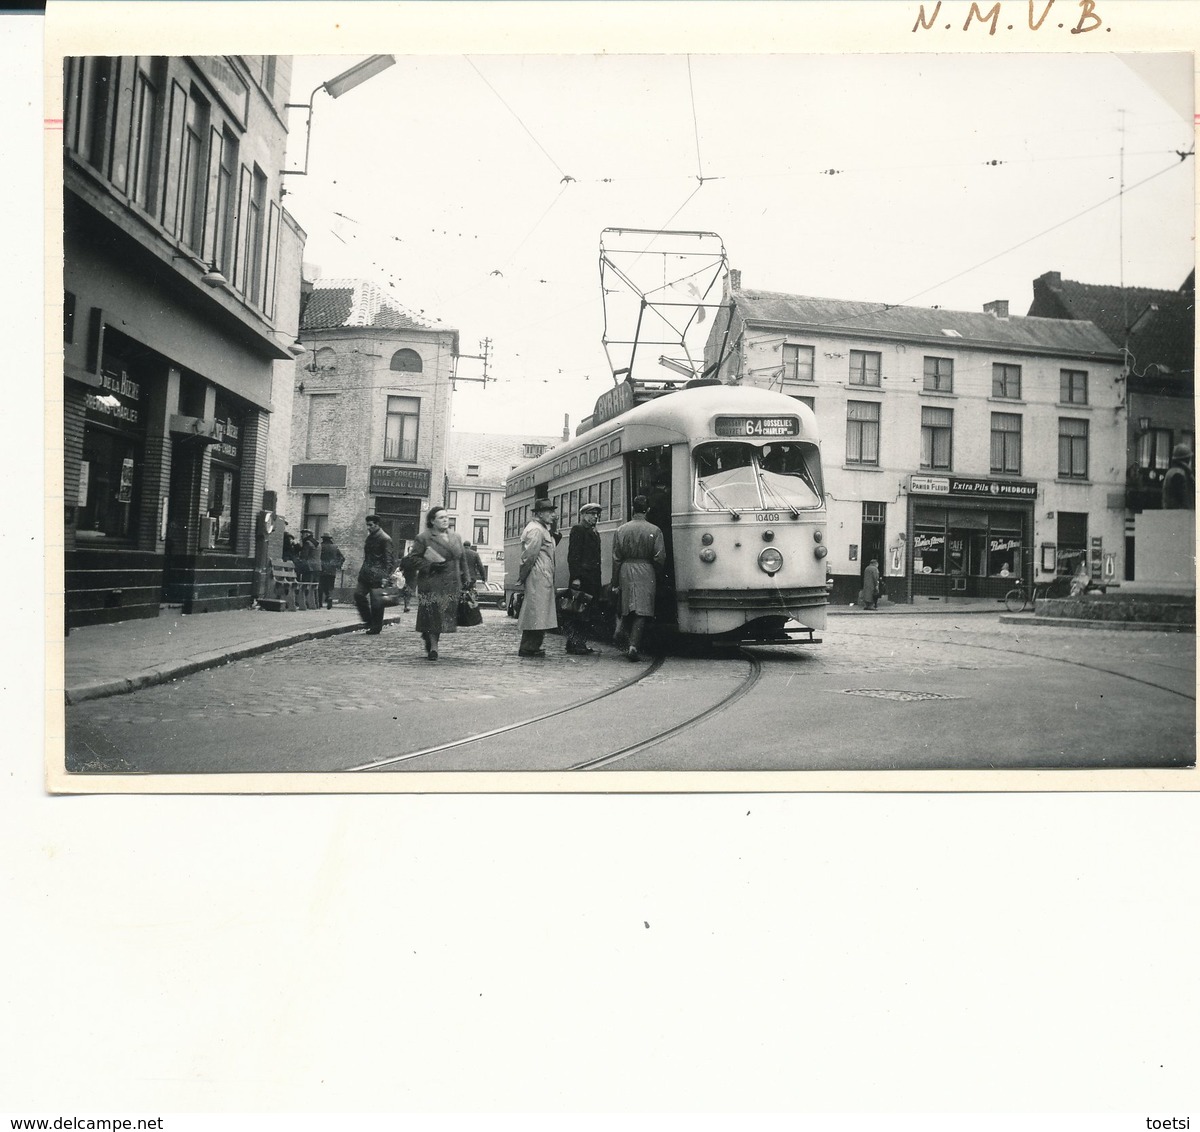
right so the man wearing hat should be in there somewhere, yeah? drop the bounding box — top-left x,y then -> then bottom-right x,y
296,527 -> 320,584
318,532 -> 345,610
1162,443 -> 1194,510
517,497 -> 560,657
564,501 -> 604,655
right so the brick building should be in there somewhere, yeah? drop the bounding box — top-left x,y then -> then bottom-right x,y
705,271 -> 1127,604
286,278 -> 459,576
61,55 -> 306,627
444,431 -> 564,581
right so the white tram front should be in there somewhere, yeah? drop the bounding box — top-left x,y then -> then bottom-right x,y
503,380 -> 829,645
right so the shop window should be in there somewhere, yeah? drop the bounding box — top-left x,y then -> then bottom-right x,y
473,518 -> 490,546
1060,369 -> 1088,405
782,343 -> 814,383
849,350 -> 881,387
390,348 -> 422,372
77,429 -> 140,542
302,493 -> 330,540
1058,418 -> 1089,480
921,407 -> 953,471
990,413 -> 1021,475
912,510 -> 946,575
384,396 -> 419,462
987,512 -> 1024,577
923,356 -> 953,393
992,363 -> 1022,399
206,464 -> 238,546
846,401 -> 880,465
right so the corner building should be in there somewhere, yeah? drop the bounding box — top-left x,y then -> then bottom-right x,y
287,279 -> 459,572
705,274 -> 1127,603
60,55 -> 305,627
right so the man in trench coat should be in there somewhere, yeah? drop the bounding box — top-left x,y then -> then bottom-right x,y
612,494 -> 667,662
517,498 -> 560,657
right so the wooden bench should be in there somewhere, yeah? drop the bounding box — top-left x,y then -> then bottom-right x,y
259,558 -> 299,611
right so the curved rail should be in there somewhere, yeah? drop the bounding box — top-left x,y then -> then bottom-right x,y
568,653 -> 763,770
347,656 -> 666,772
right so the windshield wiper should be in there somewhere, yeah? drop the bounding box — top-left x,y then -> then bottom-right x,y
757,470 -> 800,518
696,477 -> 740,519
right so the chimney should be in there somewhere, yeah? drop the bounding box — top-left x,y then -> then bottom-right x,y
562,414 -> 570,441
984,300 -> 1009,319
728,268 -> 742,293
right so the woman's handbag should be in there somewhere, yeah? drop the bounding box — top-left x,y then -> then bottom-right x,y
456,591 -> 483,627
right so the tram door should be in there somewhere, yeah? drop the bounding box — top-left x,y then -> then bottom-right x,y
627,446 -> 676,624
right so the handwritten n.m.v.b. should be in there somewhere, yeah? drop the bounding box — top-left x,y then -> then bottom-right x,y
913,1 -> 1106,35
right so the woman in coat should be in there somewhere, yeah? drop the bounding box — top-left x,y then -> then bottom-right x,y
404,506 -> 472,660
517,498 -> 560,657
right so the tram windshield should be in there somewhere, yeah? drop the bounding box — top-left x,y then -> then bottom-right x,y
693,441 -> 824,513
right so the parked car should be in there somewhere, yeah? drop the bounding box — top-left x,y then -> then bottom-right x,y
474,580 -> 506,608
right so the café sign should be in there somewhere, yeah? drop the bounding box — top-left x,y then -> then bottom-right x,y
370,465 -> 432,496
909,474 -> 1037,499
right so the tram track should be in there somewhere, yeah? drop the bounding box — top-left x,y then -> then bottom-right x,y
346,651 -> 763,773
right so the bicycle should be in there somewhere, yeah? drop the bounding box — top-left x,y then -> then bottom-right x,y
1004,579 -> 1050,613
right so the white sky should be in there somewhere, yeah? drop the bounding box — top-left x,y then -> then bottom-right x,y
281,51 -> 1193,437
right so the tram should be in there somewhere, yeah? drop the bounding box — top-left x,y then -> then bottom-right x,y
503,379 -> 829,645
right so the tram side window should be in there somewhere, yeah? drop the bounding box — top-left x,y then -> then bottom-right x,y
609,477 -> 622,520
598,479 -> 608,519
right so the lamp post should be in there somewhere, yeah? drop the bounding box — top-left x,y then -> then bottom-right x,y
283,55 -> 396,177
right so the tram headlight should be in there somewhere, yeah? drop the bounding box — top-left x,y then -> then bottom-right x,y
699,548 -> 717,563
758,547 -> 783,575
813,529 -> 824,543
700,533 -> 714,546
814,544 -> 828,559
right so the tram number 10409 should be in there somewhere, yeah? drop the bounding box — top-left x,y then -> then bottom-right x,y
714,415 -> 800,438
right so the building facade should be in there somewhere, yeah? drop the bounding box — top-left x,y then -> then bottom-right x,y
286,278 -> 459,579
444,432 -> 563,581
705,273 -> 1127,604
1027,270 -> 1195,580
61,55 -> 305,627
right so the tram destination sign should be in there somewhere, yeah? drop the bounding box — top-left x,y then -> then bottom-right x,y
714,415 -> 800,438
909,474 -> 1037,499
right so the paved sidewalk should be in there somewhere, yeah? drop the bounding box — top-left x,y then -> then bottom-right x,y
60,597 -> 1007,705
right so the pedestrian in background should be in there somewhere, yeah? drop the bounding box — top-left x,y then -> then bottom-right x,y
354,514 -> 396,635
517,498 -> 560,658
859,558 -> 881,610
463,541 -> 486,584
611,494 -> 666,662
404,506 -> 472,660
565,501 -> 603,655
296,528 -> 320,583
318,533 -> 345,610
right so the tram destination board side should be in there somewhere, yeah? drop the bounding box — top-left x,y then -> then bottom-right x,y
714,415 -> 799,438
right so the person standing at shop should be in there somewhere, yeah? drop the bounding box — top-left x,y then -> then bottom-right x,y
859,558 -> 882,611
463,541 -> 486,584
297,528 -> 320,583
354,514 -> 396,635
517,498 -> 560,658
611,495 -> 666,662
318,533 -> 345,610
565,501 -> 603,655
